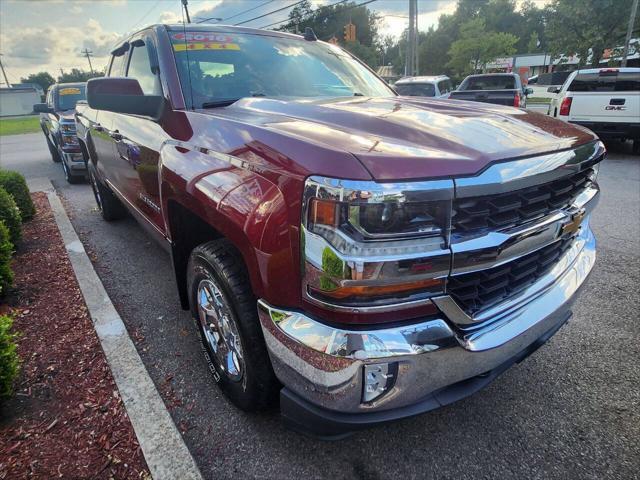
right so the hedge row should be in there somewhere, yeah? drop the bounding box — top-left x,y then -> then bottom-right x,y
0,169 -> 31,401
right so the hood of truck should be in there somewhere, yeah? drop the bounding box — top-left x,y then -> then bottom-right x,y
201,96 -> 597,181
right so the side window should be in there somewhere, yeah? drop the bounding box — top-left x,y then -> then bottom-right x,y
127,41 -> 161,95
109,51 -> 127,77
438,80 -> 452,94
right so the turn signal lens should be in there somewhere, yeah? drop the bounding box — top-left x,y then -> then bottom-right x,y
309,277 -> 444,300
513,93 -> 520,108
309,199 -> 339,227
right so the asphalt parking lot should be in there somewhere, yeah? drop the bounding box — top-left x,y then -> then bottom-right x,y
1,132 -> 639,480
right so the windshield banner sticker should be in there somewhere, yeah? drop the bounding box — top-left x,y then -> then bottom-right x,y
171,32 -> 235,43
59,87 -> 81,95
173,42 -> 240,52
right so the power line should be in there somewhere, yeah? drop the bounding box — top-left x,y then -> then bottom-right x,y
262,0 -> 378,32
234,0 -> 307,27
196,0 -> 276,24
127,0 -> 162,32
259,0 -> 348,29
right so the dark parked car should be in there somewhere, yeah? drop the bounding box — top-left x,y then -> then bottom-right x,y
449,73 -> 532,107
76,24 -> 603,438
34,83 -> 87,183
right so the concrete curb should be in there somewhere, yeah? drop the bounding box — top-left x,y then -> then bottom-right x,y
29,179 -> 203,480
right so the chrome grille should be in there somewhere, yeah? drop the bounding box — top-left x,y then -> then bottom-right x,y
452,168 -> 595,233
447,236 -> 575,315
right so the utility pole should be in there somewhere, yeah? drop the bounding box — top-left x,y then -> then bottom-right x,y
0,54 -> 11,88
181,0 -> 191,23
404,0 -> 418,76
81,48 -> 94,73
621,0 -> 638,67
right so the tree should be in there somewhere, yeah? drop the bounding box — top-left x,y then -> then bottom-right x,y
277,1 -> 380,66
20,72 -> 55,92
446,18 -> 517,75
344,41 -> 379,68
546,0 -> 636,66
57,68 -> 104,83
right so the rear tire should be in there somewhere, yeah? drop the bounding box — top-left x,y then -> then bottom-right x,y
88,164 -> 126,221
187,239 -> 278,411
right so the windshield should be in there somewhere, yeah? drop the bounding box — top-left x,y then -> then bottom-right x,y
170,31 -> 394,108
463,75 -> 516,90
395,83 -> 435,97
56,85 -> 86,111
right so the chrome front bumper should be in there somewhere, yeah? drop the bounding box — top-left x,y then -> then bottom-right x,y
258,222 -> 596,432
62,152 -> 87,171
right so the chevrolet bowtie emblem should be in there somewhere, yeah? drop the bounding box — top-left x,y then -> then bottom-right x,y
561,210 -> 586,236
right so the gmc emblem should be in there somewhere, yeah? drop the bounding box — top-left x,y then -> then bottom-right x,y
605,105 -> 626,110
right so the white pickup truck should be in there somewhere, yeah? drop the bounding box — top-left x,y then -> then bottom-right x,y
549,68 -> 640,152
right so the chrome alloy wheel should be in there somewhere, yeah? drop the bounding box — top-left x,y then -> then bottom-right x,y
197,279 -> 245,382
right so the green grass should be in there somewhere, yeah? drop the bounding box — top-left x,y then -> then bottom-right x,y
0,116 -> 41,136
526,97 -> 552,105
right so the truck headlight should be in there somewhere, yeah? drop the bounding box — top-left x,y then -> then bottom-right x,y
302,176 -> 453,311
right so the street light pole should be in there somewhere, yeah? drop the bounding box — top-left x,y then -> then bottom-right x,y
621,0 -> 638,67
0,54 -> 11,88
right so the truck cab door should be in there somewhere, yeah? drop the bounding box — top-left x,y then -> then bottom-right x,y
110,34 -> 166,235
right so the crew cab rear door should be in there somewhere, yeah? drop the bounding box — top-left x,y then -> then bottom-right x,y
567,70 -> 640,123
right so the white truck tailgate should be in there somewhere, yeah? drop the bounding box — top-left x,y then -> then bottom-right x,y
569,91 -> 640,123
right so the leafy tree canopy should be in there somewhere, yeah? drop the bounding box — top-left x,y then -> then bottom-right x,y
545,0 -> 637,66
446,18 -> 518,75
20,72 -> 55,92
57,68 -> 104,84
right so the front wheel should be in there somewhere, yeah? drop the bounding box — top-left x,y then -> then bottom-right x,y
62,156 -> 83,184
187,239 -> 278,411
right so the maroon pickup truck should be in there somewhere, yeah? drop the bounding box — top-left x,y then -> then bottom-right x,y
75,24 -> 604,438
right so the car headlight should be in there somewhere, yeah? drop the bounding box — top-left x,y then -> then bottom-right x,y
302,176 -> 453,311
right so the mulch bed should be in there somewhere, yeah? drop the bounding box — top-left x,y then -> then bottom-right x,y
0,193 -> 150,479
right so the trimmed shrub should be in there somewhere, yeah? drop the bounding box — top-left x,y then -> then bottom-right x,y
0,170 -> 35,221
0,314 -> 19,401
0,221 -> 13,297
0,187 -> 21,245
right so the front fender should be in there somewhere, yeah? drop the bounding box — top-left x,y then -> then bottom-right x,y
160,143 -> 300,306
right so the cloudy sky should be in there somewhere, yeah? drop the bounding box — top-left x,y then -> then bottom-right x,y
0,0 -> 546,83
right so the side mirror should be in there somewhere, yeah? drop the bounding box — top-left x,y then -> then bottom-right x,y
547,86 -> 560,94
33,103 -> 52,113
524,87 -> 534,96
87,77 -> 164,120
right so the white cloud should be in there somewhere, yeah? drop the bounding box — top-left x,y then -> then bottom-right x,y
1,17 -> 120,80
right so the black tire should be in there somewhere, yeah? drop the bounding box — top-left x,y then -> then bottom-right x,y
45,135 -> 62,163
62,157 -> 84,184
633,139 -> 640,155
87,163 -> 127,221
187,239 -> 278,411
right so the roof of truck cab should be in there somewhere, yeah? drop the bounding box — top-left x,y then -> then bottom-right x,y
395,75 -> 450,84
573,67 -> 640,74
163,23 -> 305,40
